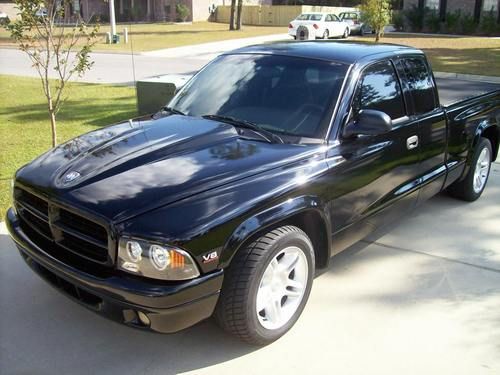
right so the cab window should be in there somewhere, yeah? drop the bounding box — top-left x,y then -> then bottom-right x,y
352,61 -> 406,120
401,57 -> 437,114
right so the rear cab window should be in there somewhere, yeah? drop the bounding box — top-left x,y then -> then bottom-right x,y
400,57 -> 438,114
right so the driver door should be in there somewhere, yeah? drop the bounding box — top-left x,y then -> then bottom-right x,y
326,60 -> 422,253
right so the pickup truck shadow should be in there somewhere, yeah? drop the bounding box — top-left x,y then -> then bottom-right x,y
321,175 -> 500,308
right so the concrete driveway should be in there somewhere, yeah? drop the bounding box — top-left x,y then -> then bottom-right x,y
1,162 -> 499,375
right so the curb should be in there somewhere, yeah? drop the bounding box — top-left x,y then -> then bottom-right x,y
434,71 -> 500,84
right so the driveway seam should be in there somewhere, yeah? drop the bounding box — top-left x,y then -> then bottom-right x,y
361,240 -> 500,274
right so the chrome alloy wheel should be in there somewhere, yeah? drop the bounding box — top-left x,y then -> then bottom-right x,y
473,147 -> 491,193
256,246 -> 308,330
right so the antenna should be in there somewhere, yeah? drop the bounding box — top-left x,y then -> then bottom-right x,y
128,24 -> 138,115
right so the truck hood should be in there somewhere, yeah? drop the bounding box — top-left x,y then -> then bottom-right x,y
16,115 -> 315,222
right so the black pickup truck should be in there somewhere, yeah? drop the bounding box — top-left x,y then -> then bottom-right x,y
6,41 -> 499,345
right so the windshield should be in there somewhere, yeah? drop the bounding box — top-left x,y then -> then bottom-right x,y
296,13 -> 323,21
169,54 -> 348,139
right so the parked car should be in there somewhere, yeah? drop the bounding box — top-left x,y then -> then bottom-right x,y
35,8 -> 47,18
7,41 -> 499,345
339,11 -> 372,34
288,12 -> 350,39
0,11 -> 10,24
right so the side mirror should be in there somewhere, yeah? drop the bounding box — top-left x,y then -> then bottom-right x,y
343,109 -> 392,138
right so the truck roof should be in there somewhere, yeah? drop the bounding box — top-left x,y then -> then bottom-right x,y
228,41 -> 421,65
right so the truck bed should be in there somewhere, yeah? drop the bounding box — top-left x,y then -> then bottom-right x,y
436,77 -> 499,107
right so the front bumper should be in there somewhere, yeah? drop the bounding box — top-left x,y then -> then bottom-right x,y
6,208 -> 223,333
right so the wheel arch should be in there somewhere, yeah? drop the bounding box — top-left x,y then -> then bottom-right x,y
478,124 -> 499,161
220,195 -> 332,271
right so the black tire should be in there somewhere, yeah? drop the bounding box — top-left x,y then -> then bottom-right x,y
322,29 -> 329,39
214,226 -> 315,345
448,137 -> 492,201
343,28 -> 349,39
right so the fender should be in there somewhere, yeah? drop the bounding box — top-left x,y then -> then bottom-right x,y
219,195 -> 332,268
459,119 -> 499,182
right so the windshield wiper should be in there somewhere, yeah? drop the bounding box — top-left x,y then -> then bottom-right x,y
202,114 -> 283,144
162,106 -> 186,116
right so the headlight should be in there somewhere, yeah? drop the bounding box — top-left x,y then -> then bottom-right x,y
118,238 -> 200,280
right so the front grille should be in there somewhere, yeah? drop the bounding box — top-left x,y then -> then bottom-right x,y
15,187 -> 112,265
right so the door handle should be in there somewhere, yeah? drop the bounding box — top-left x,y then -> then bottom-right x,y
407,135 -> 419,150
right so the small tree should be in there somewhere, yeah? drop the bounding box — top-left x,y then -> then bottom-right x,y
175,3 -> 190,22
5,0 -> 98,147
360,0 -> 391,42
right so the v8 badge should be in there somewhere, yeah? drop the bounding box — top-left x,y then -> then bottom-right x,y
202,251 -> 219,264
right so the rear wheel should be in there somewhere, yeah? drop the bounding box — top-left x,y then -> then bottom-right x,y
343,28 -> 349,38
322,29 -> 329,39
448,137 -> 492,201
214,226 -> 315,345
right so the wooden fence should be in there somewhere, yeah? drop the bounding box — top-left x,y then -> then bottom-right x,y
215,5 -> 358,26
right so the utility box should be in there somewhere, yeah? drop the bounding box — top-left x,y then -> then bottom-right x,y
136,74 -> 192,116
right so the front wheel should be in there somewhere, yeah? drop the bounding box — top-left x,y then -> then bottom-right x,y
342,28 -> 349,38
214,226 -> 315,345
448,137 -> 492,201
322,29 -> 329,39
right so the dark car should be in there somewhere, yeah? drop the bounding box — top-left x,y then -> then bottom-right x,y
7,41 -> 499,345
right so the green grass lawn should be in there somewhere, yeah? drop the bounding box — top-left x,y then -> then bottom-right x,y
0,21 -> 284,52
353,34 -> 500,76
0,75 -> 137,219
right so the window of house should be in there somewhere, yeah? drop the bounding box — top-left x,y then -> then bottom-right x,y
483,0 -> 498,11
425,0 -> 440,10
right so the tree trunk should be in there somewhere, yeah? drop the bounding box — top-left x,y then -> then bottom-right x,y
229,0 -> 236,30
49,108 -> 57,148
375,28 -> 381,42
236,0 -> 243,30
46,84 -> 57,147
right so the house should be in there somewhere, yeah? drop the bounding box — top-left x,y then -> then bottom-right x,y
79,0 -> 228,22
403,0 -> 500,23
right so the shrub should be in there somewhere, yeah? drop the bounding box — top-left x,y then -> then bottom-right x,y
478,9 -> 500,35
404,4 -> 425,32
175,3 -> 190,22
392,10 -> 404,31
424,9 -> 441,33
444,10 -> 461,34
460,12 -> 476,34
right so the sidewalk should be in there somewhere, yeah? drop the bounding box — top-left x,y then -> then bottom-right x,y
140,33 -> 289,60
